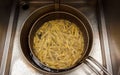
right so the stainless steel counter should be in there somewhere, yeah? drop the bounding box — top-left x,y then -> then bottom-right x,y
103,0 -> 120,75
0,0 -> 13,69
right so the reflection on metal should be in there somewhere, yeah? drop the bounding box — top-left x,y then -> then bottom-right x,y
0,1 -> 16,75
98,0 -> 113,74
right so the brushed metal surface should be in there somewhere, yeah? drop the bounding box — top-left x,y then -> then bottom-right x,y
9,1 -> 103,75
0,0 -> 12,75
97,0 -> 113,74
0,0 -> 13,71
103,0 -> 120,75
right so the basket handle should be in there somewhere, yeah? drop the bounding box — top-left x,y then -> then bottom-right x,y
83,56 -> 112,75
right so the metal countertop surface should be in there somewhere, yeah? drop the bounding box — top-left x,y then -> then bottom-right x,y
0,0 -> 13,68
103,0 -> 120,75
1,0 -> 119,75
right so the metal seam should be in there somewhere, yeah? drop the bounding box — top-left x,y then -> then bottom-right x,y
98,0 -> 113,74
